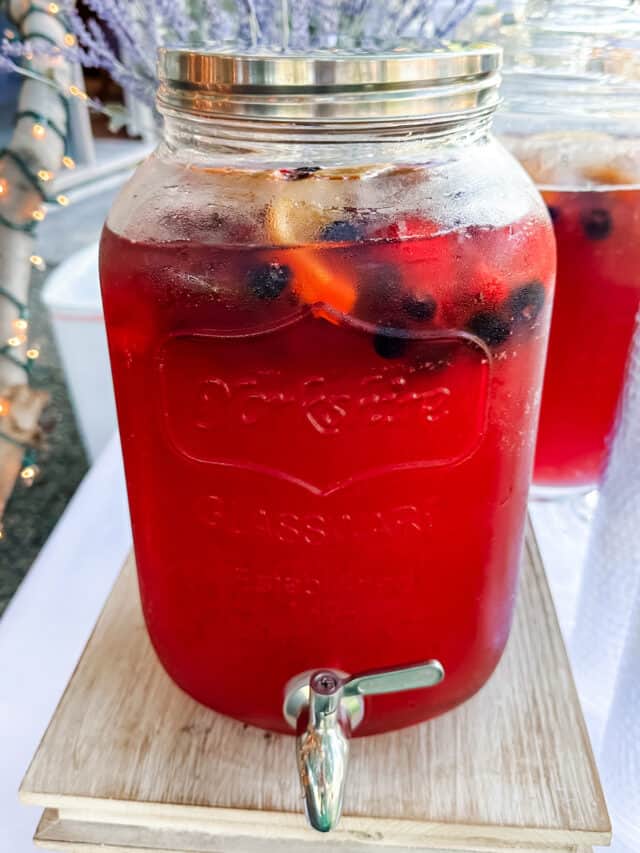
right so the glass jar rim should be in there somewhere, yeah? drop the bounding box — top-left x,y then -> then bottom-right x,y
156,41 -> 502,127
498,1 -> 640,118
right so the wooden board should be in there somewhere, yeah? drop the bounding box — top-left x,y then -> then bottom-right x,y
21,527 -> 610,852
34,810 -> 595,853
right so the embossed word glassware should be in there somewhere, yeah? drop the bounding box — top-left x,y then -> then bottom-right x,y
99,43 -> 555,831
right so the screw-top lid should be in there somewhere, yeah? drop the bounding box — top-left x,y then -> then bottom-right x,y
156,41 -> 502,126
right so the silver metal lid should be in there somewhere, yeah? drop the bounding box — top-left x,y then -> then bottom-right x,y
157,42 -> 502,126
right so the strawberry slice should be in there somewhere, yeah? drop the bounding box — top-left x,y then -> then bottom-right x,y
369,217 -> 459,324
466,257 -> 510,307
457,220 -> 554,329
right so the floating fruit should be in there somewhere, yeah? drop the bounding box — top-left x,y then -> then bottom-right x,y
373,330 -> 408,359
246,263 -> 292,300
265,195 -> 330,245
402,293 -> 437,322
311,163 -> 395,181
320,220 -> 364,242
278,166 -> 321,181
580,207 -> 612,241
465,258 -> 510,307
503,130 -> 617,187
581,163 -> 639,186
467,310 -> 511,346
370,217 -> 458,314
266,195 -> 357,315
506,281 -> 546,325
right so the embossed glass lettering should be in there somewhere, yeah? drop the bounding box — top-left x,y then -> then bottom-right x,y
159,332 -> 489,492
195,494 -> 435,545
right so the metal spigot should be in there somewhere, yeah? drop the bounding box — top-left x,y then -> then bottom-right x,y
283,660 -> 445,833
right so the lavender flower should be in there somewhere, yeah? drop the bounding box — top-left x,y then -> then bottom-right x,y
72,0 -> 152,76
393,0 -> 433,37
1,0 -> 482,111
289,0 -> 310,48
310,0 -> 341,47
153,0 -> 195,41
254,0 -> 281,45
435,0 -> 480,36
202,0 -> 236,42
0,51 -> 26,74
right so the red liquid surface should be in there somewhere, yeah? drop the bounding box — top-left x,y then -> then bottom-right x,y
100,218 -> 553,735
534,187 -> 640,488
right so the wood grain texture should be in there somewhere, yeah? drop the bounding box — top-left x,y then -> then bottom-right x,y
35,810 -> 595,853
22,528 -> 610,852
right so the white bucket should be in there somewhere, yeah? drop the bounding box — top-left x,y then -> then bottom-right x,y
42,242 -> 117,462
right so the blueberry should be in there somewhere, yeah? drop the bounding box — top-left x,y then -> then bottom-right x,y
581,208 -> 612,241
467,311 -> 511,346
373,331 -> 408,359
547,205 -> 560,223
506,281 -> 546,325
281,166 -> 320,180
402,294 -> 437,322
320,220 -> 363,242
246,263 -> 292,299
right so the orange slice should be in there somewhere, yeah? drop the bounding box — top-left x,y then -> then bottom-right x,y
267,195 -> 357,316
581,163 -> 639,186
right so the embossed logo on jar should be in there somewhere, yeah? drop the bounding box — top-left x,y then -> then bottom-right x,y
195,494 -> 436,545
191,369 -> 452,435
158,329 -> 489,493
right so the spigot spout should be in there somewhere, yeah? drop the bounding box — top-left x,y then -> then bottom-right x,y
296,671 -> 350,832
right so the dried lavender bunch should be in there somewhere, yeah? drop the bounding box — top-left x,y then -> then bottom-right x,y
1,0 -> 480,107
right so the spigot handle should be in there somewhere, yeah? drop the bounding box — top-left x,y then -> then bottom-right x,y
343,659 -> 444,698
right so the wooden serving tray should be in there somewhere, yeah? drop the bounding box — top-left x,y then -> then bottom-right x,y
21,526 -> 610,853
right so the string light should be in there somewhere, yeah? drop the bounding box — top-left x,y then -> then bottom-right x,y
20,464 -> 40,486
68,84 -> 87,101
0,11 -> 76,505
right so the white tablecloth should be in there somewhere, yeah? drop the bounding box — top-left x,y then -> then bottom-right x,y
0,434 -> 130,853
0,435 -> 608,852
